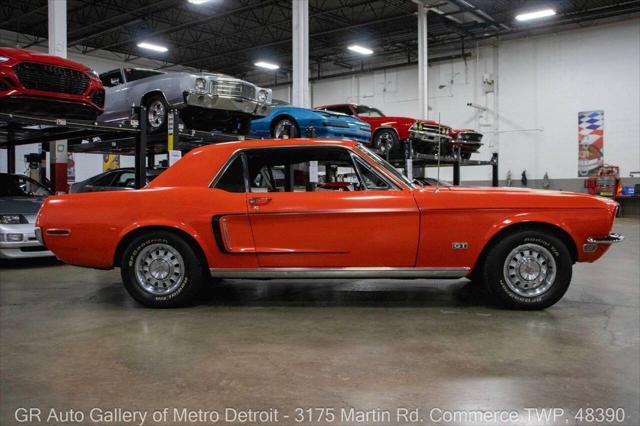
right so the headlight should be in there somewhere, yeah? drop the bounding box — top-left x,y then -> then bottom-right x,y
194,78 -> 207,94
0,214 -> 24,224
0,55 -> 10,63
6,233 -> 23,242
256,88 -> 272,104
84,67 -> 99,80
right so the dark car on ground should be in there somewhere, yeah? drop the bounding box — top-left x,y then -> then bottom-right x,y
70,168 -> 164,193
0,48 -> 105,121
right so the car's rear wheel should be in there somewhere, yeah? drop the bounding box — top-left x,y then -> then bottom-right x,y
482,230 -> 572,310
144,95 -> 168,134
272,117 -> 299,138
121,231 -> 206,308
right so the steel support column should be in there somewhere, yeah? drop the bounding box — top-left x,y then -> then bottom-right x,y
48,0 -> 68,193
135,107 -> 148,189
7,128 -> 15,174
417,1 -> 429,119
292,0 -> 310,108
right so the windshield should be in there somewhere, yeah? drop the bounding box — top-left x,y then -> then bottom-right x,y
356,145 -> 415,189
356,105 -> 385,117
0,174 -> 52,197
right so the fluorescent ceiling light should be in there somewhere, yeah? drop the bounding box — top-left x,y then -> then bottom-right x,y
348,45 -> 373,55
255,61 -> 279,70
137,42 -> 168,53
188,0 -> 210,4
515,9 -> 556,21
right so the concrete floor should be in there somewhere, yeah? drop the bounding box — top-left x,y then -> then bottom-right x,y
1,219 -> 638,426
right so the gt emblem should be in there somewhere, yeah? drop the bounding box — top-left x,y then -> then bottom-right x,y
452,242 -> 468,250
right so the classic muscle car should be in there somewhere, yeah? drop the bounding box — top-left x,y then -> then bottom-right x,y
408,120 -> 452,156
1,173 -> 53,259
315,103 -> 450,158
250,99 -> 371,143
36,139 -> 622,310
450,129 -> 484,159
98,68 -> 272,134
0,48 -> 104,120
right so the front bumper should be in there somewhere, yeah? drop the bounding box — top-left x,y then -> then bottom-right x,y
409,129 -> 451,144
583,233 -> 625,252
185,92 -> 271,117
0,223 -> 53,259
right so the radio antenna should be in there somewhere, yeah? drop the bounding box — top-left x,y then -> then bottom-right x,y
435,112 -> 442,192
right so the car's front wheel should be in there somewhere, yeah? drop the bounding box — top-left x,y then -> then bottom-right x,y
482,230 -> 573,310
121,231 -> 206,308
144,95 -> 168,134
373,129 -> 399,159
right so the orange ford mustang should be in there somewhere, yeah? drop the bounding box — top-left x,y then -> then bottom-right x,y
36,139 -> 623,309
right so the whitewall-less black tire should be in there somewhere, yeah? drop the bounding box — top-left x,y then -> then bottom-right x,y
121,231 -> 206,308
482,230 -> 572,310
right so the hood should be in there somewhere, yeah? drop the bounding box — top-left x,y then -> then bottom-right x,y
0,48 -> 90,71
275,106 -> 369,126
446,186 -> 618,210
0,196 -> 46,215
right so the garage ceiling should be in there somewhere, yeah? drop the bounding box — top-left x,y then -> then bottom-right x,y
1,0 -> 638,84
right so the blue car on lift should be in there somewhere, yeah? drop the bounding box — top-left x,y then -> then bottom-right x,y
250,99 -> 371,143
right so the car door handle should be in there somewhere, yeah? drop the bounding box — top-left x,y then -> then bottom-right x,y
249,197 -> 272,206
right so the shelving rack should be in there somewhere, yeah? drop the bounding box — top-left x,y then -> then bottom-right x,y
0,108 -> 243,190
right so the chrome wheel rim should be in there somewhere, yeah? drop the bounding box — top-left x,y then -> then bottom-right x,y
376,132 -> 394,154
503,243 -> 557,297
147,100 -> 166,128
134,243 -> 185,295
273,119 -> 296,138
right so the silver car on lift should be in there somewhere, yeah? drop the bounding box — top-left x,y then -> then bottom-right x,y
97,68 -> 272,134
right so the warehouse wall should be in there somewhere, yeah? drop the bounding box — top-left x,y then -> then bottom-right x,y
273,19 -> 640,188
2,20 -> 639,188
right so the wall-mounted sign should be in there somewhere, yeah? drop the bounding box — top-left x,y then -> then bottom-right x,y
578,110 -> 604,177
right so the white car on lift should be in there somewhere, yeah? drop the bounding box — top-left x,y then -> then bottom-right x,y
0,174 -> 53,259
97,67 -> 272,134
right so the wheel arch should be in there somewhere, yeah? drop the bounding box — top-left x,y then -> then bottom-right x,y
373,126 -> 400,140
473,221 -> 579,276
140,90 -> 169,107
270,114 -> 300,136
114,225 -> 208,268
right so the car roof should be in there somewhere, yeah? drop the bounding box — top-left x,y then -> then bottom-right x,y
197,137 -> 360,152
148,138 -> 362,189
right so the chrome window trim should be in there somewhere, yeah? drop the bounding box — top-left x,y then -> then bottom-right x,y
350,153 -> 398,191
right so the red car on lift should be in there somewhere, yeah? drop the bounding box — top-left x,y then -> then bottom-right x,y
315,103 -> 450,158
0,48 -> 105,121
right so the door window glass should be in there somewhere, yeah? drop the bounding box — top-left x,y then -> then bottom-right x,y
124,68 -> 164,82
215,156 -> 246,193
244,147 -> 392,193
112,171 -> 136,188
92,171 -> 118,187
320,105 -> 353,115
354,158 -> 391,190
100,70 -> 124,87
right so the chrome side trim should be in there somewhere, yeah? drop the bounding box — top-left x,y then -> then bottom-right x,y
210,267 -> 470,279
45,228 -> 71,237
586,233 -> 625,245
